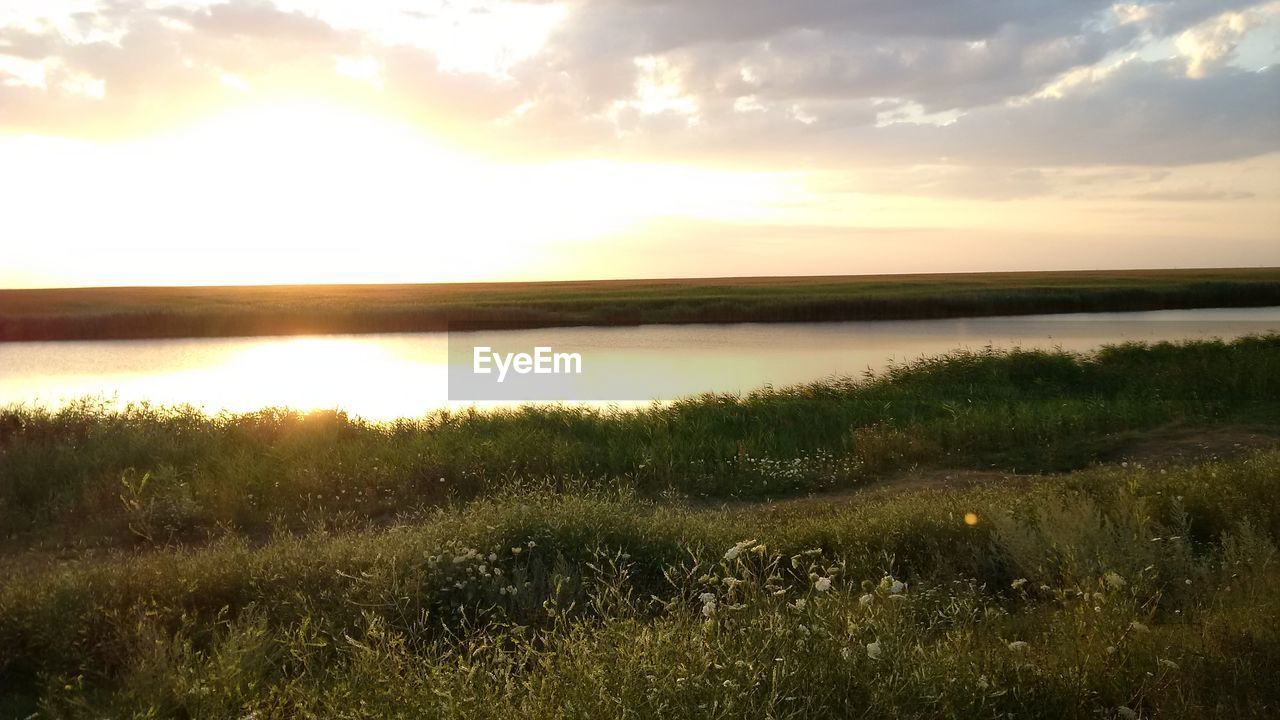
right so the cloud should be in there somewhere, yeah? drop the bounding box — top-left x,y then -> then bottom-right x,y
0,0 -> 514,139
1,0 -> 1278,175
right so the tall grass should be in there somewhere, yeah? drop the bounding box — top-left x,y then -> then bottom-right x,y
2,336 -> 1277,549
2,452 -> 1278,717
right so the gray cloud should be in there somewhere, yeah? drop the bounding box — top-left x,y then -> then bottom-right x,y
2,0 -> 1277,177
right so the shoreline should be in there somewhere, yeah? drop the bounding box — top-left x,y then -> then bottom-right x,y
3,267 -> 1279,343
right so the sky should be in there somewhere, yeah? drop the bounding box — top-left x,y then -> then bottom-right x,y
1,0 -> 1278,288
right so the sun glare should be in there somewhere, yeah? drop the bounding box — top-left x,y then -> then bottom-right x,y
1,100 -> 804,287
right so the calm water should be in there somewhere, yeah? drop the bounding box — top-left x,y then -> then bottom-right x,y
2,307 -> 1276,420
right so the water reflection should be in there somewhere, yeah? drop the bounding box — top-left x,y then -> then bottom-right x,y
1,307 -> 1276,420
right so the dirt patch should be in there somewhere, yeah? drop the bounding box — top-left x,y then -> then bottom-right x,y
1099,424 -> 1280,466
727,424 -> 1280,516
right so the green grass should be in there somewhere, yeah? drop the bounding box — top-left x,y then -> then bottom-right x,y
2,267 -> 1278,340
2,452 -> 1279,717
2,335 -> 1277,551
2,335 -> 1279,717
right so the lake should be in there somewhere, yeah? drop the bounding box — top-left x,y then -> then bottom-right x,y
2,306 -> 1276,420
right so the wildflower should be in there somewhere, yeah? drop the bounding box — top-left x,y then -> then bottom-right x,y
1011,578 -> 1027,590
1104,572 -> 1126,589
507,585 -> 517,595
889,580 -> 906,595
793,598 -> 807,610
859,593 -> 875,606
725,539 -> 756,561
815,577 -> 832,592
1117,707 -> 1137,719
488,553 -> 497,562
976,675 -> 989,690
512,547 -> 522,555
527,540 -> 537,548
702,601 -> 717,617
1129,621 -> 1149,634
840,646 -> 852,660
751,543 -> 767,555
1106,646 -> 1117,654
866,640 -> 882,659
1008,641 -> 1030,653
699,592 -> 716,604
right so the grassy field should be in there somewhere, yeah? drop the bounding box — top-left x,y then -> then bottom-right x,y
2,268 -> 1279,341
2,336 -> 1279,717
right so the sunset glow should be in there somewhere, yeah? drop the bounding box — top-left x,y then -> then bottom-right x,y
1,0 -> 1278,287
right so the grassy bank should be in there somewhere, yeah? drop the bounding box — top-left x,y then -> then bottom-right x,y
2,335 -> 1278,551
2,268 -> 1279,341
2,452 -> 1279,717
3,335 -> 1279,717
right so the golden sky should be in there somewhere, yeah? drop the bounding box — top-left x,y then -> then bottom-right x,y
1,0 -> 1278,287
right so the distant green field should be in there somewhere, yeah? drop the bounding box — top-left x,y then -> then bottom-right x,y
2,267 -> 1279,341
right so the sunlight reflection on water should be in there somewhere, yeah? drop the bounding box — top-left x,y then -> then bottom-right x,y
1,307 -> 1276,420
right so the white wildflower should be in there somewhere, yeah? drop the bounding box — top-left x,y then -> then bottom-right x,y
889,580 -> 906,595
1011,578 -> 1028,590
1104,572 -> 1126,589
724,546 -> 741,561
859,593 -> 875,606
702,601 -> 717,617
1008,641 -> 1030,653
815,577 -> 832,592
866,640 -> 882,659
